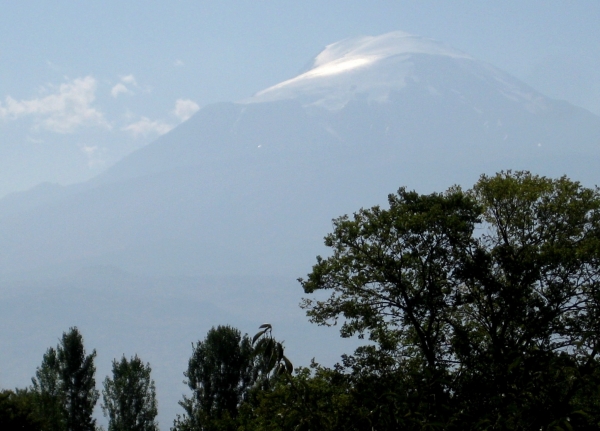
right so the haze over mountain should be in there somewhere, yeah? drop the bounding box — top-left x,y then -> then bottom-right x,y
2,32 -> 599,427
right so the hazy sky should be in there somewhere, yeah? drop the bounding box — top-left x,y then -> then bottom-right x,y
1,1 -> 599,197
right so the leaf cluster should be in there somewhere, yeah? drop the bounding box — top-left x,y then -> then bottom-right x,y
252,323 -> 293,383
0,389 -> 46,431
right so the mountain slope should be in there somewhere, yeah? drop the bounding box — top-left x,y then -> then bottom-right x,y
1,61 -> 598,276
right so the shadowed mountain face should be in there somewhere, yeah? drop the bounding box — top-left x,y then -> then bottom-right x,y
1,32 -> 599,427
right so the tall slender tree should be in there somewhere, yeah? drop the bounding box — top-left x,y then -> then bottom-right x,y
31,347 -> 64,431
172,325 -> 256,431
32,327 -> 99,431
102,355 -> 158,431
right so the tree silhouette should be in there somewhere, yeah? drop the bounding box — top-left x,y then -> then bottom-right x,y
102,355 -> 158,431
173,325 -> 256,431
32,327 -> 98,431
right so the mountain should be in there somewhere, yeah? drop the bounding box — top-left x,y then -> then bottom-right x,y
1,31 -> 599,427
2,33 -> 599,278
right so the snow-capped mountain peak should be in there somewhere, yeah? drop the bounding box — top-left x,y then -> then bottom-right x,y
243,31 -> 473,109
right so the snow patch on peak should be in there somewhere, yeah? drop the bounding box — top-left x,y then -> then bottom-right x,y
312,31 -> 470,69
241,31 -> 549,115
307,56 -> 378,78
241,31 -> 472,110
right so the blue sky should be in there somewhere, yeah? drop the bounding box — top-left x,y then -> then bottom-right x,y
1,1 -> 599,196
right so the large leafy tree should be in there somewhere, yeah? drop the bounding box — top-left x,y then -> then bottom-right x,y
172,325 -> 256,431
300,171 -> 600,429
102,355 -> 158,431
31,327 -> 99,431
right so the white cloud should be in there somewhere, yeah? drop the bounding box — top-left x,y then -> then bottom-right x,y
174,59 -> 184,67
0,76 -> 108,133
121,98 -> 197,138
110,83 -> 131,98
173,98 -> 199,121
121,75 -> 137,85
110,75 -> 137,98
122,117 -> 173,138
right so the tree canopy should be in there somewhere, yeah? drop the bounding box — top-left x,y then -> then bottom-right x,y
300,171 -> 600,429
0,389 -> 45,431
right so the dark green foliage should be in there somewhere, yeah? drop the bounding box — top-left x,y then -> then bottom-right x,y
31,346 -> 65,431
299,171 -> 600,429
0,389 -> 45,431
251,324 -> 293,386
102,355 -> 158,431
31,327 -> 99,431
172,325 -> 256,431
237,365 -> 354,431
